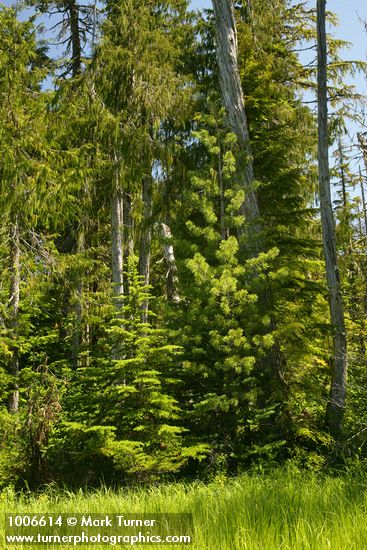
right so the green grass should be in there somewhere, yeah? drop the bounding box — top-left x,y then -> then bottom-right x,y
2,469 -> 367,549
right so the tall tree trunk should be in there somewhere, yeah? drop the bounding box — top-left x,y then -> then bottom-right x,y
160,223 -> 180,304
357,135 -> 367,235
8,217 -> 20,413
123,191 -> 134,293
213,1 -> 289,424
111,190 -> 124,304
68,8 -> 83,364
111,186 -> 124,361
338,136 -> 347,208
71,173 -> 89,369
139,172 -> 153,322
211,0 -> 260,231
357,167 -> 367,318
317,0 -> 347,439
359,168 -> 367,236
67,0 -> 82,77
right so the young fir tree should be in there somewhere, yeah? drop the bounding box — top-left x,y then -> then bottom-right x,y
47,255 -> 206,485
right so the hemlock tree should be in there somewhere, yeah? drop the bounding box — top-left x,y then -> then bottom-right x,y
0,8 -> 50,413
92,0 -> 190,335
28,0 -> 97,76
28,0 -> 99,369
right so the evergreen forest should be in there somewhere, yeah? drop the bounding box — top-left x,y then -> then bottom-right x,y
1,0 -> 367,492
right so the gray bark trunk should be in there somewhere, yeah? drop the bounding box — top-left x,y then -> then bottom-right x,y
111,189 -> 124,303
211,0 -> 260,228
338,137 -> 347,208
160,223 -> 180,304
139,173 -> 153,322
317,0 -> 348,438
357,135 -> 367,235
360,168 -> 367,236
111,160 -> 124,362
72,177 -> 90,369
123,192 -> 134,287
111,182 -> 124,361
8,218 -> 20,413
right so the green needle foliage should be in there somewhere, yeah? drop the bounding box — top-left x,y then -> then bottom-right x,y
0,0 -> 366,489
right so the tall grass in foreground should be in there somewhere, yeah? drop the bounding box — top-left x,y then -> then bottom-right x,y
1,469 -> 367,549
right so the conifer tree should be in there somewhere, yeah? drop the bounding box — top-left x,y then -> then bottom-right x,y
28,0 -> 97,76
0,7 -> 50,413
163,0 -> 334,469
92,0 -> 190,336
47,255 -> 206,484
